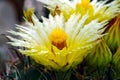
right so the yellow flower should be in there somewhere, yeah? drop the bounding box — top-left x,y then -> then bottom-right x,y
38,0 -> 120,22
7,14 -> 106,71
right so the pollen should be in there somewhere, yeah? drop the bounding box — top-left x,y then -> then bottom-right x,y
76,0 -> 91,9
49,27 -> 67,50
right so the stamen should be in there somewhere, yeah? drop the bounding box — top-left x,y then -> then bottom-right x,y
49,27 -> 67,50
76,0 -> 91,9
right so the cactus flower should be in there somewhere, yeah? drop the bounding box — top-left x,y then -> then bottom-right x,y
38,0 -> 120,22
7,14 -> 106,70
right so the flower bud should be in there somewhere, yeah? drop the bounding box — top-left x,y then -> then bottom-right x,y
86,38 -> 112,67
113,47 -> 120,69
104,15 -> 120,53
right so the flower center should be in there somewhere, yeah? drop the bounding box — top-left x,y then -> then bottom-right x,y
76,0 -> 91,9
49,27 -> 67,50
